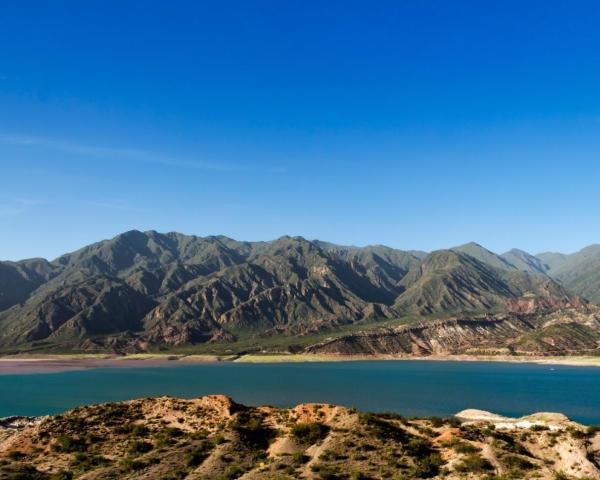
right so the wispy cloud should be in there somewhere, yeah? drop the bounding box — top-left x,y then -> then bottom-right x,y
0,133 -> 284,173
85,200 -> 154,213
0,205 -> 26,217
86,201 -> 132,210
0,198 -> 44,218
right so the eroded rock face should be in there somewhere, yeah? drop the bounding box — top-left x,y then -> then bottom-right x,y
455,410 -> 600,479
455,409 -> 574,431
506,296 -> 586,314
306,305 -> 600,356
0,416 -> 43,430
0,395 -> 598,479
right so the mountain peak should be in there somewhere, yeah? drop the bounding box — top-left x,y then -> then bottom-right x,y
452,242 -> 516,272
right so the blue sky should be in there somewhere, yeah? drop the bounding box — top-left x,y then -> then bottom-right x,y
2,0 -> 600,260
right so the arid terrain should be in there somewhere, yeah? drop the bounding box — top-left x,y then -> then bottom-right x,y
1,395 -> 599,479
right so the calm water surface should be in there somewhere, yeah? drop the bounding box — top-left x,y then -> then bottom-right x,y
1,361 -> 599,424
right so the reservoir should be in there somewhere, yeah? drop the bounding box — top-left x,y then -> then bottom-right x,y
1,360 -> 599,424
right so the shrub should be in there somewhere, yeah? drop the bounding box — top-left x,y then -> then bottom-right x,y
413,452 -> 444,478
453,441 -> 480,454
490,432 -> 530,455
359,413 -> 407,442
378,412 -> 405,421
51,435 -> 87,453
502,454 -> 534,470
131,424 -> 149,437
159,471 -> 187,480
454,453 -> 493,473
6,451 -> 26,461
189,429 -> 208,440
71,452 -> 108,470
220,466 -> 246,480
120,457 -> 146,472
291,422 -> 330,445
185,443 -> 212,467
405,438 -> 433,458
351,472 -> 369,480
587,425 -> 600,436
459,424 -> 486,442
530,424 -> 549,432
0,465 -> 48,480
84,432 -> 102,444
49,471 -> 73,480
292,451 -> 310,464
155,427 -> 184,447
128,440 -> 153,456
310,463 -> 341,480
359,443 -> 376,452
426,417 -> 445,428
446,417 -> 462,428
231,411 -> 276,449
568,428 -> 587,440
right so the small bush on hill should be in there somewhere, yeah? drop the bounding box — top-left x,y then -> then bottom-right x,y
452,441 -> 480,454
502,454 -> 534,471
6,451 -> 26,461
405,438 -> 433,458
359,413 -> 407,442
530,424 -> 549,432
426,417 -> 445,428
587,425 -> 600,436
185,443 -> 213,467
131,424 -> 149,437
454,453 -> 493,473
49,471 -> 73,480
71,452 -> 108,470
51,435 -> 87,453
119,457 -> 146,473
231,411 -> 277,449
291,422 -> 330,444
292,452 -> 310,464
127,440 -> 153,456
413,452 -> 444,478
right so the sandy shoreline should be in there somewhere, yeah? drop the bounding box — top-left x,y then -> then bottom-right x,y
234,353 -> 600,367
0,354 -> 222,375
1,352 -> 599,374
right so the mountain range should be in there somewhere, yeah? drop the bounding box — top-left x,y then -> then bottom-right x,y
1,230 -> 599,355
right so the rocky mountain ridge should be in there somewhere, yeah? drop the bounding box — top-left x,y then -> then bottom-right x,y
0,231 -> 598,354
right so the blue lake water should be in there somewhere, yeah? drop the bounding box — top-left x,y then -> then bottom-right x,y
1,361 -> 599,424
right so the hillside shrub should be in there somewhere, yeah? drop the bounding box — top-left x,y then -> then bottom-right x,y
291,422 -> 330,444
127,440 -> 153,456
455,453 -> 493,473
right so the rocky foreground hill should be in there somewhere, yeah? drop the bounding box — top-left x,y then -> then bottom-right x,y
0,230 -> 599,356
1,395 -> 599,479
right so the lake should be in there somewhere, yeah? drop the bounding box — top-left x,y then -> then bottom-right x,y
1,360 -> 599,424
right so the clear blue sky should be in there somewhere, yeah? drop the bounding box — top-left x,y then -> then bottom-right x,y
2,0 -> 600,260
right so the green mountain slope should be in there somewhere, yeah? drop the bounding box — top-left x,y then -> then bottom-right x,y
0,231 -> 590,352
0,259 -> 59,311
452,242 -> 517,272
537,245 -> 600,303
501,248 -> 547,274
393,250 -> 568,315
0,276 -> 155,346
